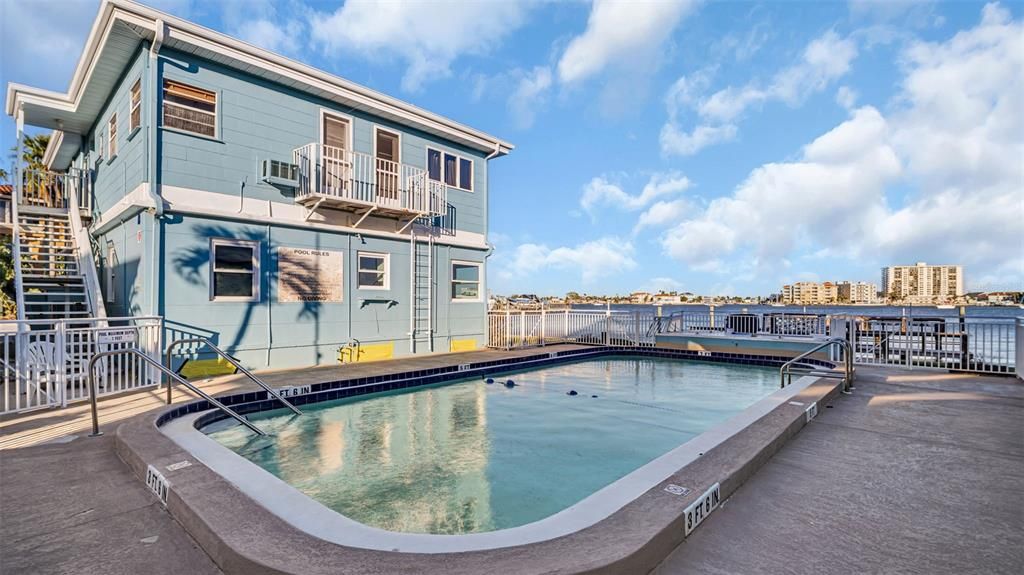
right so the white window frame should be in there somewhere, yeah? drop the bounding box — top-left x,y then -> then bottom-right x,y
209,238 -> 260,302
162,79 -> 218,139
129,79 -> 142,133
450,260 -> 482,302
105,242 -> 117,304
373,126 -> 402,164
107,113 -> 118,159
319,109 -> 354,152
426,147 -> 473,192
356,251 -> 390,290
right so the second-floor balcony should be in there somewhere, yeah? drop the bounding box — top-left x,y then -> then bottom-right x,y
292,144 -> 447,222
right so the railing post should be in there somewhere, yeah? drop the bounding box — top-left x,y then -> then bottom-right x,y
604,307 -> 610,345
540,309 -> 546,347
56,321 -> 68,407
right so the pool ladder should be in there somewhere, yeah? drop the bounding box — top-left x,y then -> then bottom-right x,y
779,338 -> 854,393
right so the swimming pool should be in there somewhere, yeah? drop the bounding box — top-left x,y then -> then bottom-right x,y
203,356 -> 778,535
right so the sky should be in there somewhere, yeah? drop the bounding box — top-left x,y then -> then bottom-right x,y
1,0 -> 1022,297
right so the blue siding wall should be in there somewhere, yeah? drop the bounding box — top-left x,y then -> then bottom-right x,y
157,48 -> 488,235
161,214 -> 486,369
78,47 -> 150,215
96,212 -> 155,317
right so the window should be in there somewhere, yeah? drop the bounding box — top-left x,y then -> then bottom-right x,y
427,147 -> 473,191
163,79 -> 216,138
357,252 -> 389,290
210,238 -> 260,301
107,114 -> 118,158
451,261 -> 481,301
105,243 -> 117,303
129,79 -> 141,132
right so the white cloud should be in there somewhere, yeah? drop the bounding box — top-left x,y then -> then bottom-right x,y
508,66 -> 553,129
501,237 -> 637,284
658,3 -> 1024,287
580,172 -> 691,217
634,199 -> 691,234
0,0 -> 100,91
662,30 -> 858,156
660,123 -> 738,156
557,0 -> 699,85
309,0 -> 530,92
835,85 -> 858,109
647,277 -> 686,293
233,18 -> 303,55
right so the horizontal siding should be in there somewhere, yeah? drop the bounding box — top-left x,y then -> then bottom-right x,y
161,214 -> 486,369
87,47 -> 150,215
157,48 -> 488,236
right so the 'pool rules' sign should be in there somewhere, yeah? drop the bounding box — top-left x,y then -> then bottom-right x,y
277,247 -> 343,303
683,482 -> 721,536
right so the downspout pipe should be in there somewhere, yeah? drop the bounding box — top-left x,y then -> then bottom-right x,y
147,18 -> 165,217
148,20 -> 165,319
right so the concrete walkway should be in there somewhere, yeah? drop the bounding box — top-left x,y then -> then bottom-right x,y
0,434 -> 222,575
3,356 -> 1020,574
655,367 -> 1024,575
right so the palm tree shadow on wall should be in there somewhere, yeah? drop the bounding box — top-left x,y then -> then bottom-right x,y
172,223 -> 325,366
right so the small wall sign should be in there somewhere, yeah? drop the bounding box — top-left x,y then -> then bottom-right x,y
96,328 -> 138,345
145,464 -> 169,505
683,482 -> 721,536
280,385 -> 311,398
805,402 -> 818,422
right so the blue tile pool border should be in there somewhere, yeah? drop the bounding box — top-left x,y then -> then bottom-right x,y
155,346 -> 835,430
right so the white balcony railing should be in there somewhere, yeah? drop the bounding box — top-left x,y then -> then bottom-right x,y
293,144 -> 446,217
20,168 -> 92,213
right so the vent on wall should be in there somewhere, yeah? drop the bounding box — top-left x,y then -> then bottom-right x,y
260,159 -> 299,188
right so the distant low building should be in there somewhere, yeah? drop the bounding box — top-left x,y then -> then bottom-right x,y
630,291 -> 652,304
837,281 -> 879,304
782,281 -> 837,305
652,293 -> 682,304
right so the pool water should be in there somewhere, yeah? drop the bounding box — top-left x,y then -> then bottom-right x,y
205,356 -> 777,535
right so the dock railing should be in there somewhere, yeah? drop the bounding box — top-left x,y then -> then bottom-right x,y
488,309 -> 1017,376
487,309 -> 656,349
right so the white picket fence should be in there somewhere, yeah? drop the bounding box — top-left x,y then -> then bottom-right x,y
0,316 -> 163,414
487,310 -> 656,349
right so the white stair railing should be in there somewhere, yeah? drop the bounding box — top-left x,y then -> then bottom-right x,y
65,178 -> 106,323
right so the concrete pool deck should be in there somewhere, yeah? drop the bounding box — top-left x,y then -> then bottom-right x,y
1,352 -> 1021,574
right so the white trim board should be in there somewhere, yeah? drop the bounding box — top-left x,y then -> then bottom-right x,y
90,183 -> 489,251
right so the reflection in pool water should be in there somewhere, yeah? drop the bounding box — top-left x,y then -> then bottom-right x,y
206,357 -> 776,534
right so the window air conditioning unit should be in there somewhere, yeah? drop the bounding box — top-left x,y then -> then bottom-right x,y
260,159 -> 299,188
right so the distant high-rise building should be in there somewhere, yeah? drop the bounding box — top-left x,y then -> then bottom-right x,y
881,263 -> 963,303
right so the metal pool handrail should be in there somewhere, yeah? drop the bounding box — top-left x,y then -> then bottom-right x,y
165,337 -> 302,416
779,338 -> 854,393
86,348 -> 267,437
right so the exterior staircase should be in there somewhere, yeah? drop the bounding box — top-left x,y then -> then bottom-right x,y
16,211 -> 93,321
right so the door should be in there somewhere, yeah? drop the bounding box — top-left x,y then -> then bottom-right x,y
321,113 -> 350,197
375,129 -> 400,204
